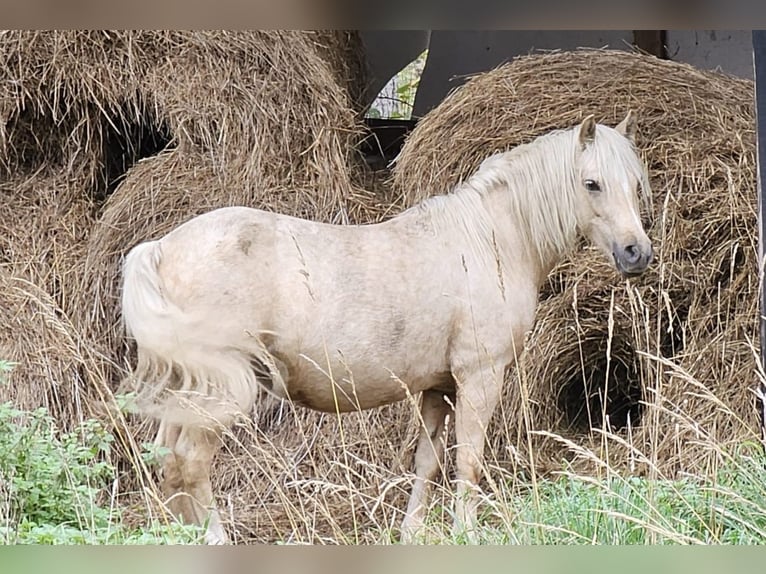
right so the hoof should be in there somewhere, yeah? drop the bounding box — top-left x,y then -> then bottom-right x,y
204,522 -> 229,545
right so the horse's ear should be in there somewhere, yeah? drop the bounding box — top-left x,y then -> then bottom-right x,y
578,114 -> 596,149
616,110 -> 637,143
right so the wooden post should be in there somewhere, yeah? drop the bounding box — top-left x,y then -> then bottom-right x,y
633,31 -> 667,59
752,31 -> 766,446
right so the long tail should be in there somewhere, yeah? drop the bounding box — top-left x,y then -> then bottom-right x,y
122,240 -> 173,346
120,240 -> 260,428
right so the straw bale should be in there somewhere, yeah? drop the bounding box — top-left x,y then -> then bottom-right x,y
0,30 -> 365,197
141,30 -> 362,192
393,49 -> 760,476
0,31 -> 153,190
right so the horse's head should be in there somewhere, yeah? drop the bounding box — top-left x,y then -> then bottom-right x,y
574,111 -> 654,277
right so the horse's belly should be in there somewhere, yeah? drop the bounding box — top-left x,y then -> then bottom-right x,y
285,374 -> 407,412
270,352 -> 447,413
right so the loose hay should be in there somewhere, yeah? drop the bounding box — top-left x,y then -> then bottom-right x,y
211,398 -> 419,543
0,169 -> 108,424
306,30 -> 369,113
394,49 -> 760,478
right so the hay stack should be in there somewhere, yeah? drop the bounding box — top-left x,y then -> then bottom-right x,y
0,30 -> 366,196
306,30 -> 369,113
393,49 -> 759,476
0,31 -> 142,190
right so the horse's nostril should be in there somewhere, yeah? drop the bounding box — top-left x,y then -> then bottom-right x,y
624,244 -> 640,263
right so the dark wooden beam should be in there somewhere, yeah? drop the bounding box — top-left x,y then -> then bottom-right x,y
632,31 -> 667,58
752,30 -> 766,446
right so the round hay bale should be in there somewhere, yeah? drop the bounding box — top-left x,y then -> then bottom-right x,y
142,30 -> 363,192
68,149 -> 407,542
306,30 -> 369,113
0,271 -> 107,423
393,49 -> 760,477
0,30 -> 366,199
0,31 -> 156,190
0,170 -> 94,288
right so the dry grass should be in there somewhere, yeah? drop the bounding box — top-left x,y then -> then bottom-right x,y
306,30 -> 370,113
0,40 -> 761,543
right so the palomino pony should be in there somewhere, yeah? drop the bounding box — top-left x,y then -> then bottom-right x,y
121,112 -> 653,543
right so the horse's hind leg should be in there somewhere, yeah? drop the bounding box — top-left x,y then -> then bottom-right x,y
400,389 -> 453,542
157,421 -> 227,544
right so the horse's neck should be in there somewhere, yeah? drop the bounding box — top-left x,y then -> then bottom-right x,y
472,151 -> 578,286
475,189 -> 556,287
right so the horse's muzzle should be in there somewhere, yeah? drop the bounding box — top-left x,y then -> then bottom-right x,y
613,242 -> 654,277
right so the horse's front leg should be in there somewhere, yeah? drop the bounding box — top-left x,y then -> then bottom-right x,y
400,389 -> 454,543
452,361 -> 505,540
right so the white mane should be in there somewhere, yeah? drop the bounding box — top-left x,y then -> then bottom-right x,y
466,128 -> 580,264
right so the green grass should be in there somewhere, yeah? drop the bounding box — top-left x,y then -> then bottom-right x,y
422,446 -> 766,545
0,392 -> 203,545
366,49 -> 428,120
513,471 -> 765,544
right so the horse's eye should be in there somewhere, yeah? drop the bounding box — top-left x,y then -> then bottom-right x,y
584,179 -> 601,192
